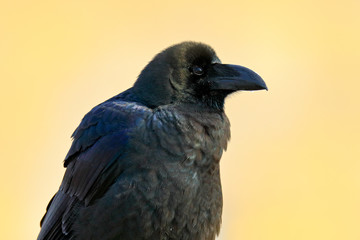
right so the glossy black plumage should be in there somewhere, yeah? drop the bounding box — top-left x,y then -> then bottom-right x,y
38,42 -> 267,240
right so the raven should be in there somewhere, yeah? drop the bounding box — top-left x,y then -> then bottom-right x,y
38,42 -> 267,240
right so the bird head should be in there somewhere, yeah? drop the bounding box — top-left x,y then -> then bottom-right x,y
133,42 -> 267,110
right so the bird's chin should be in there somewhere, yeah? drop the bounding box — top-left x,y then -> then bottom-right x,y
208,89 -> 235,99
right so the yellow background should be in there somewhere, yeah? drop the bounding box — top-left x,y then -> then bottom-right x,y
1,0 -> 359,239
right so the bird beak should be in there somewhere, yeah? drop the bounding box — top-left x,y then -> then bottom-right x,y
208,64 -> 267,91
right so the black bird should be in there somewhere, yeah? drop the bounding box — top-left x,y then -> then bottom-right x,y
38,42 -> 267,240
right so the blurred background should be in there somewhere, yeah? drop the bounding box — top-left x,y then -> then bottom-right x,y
1,0 -> 359,239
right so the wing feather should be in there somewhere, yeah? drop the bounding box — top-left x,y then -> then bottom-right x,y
38,99 -> 151,240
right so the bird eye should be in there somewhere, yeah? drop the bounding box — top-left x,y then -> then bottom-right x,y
192,66 -> 204,76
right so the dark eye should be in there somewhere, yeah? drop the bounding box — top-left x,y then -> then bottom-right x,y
192,66 -> 204,76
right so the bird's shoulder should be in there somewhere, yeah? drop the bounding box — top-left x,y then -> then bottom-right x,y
64,92 -> 153,166
38,92 -> 153,240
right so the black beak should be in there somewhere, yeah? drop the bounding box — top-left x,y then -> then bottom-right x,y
208,64 -> 267,91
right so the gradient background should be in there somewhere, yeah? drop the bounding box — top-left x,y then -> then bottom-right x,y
1,0 -> 360,239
